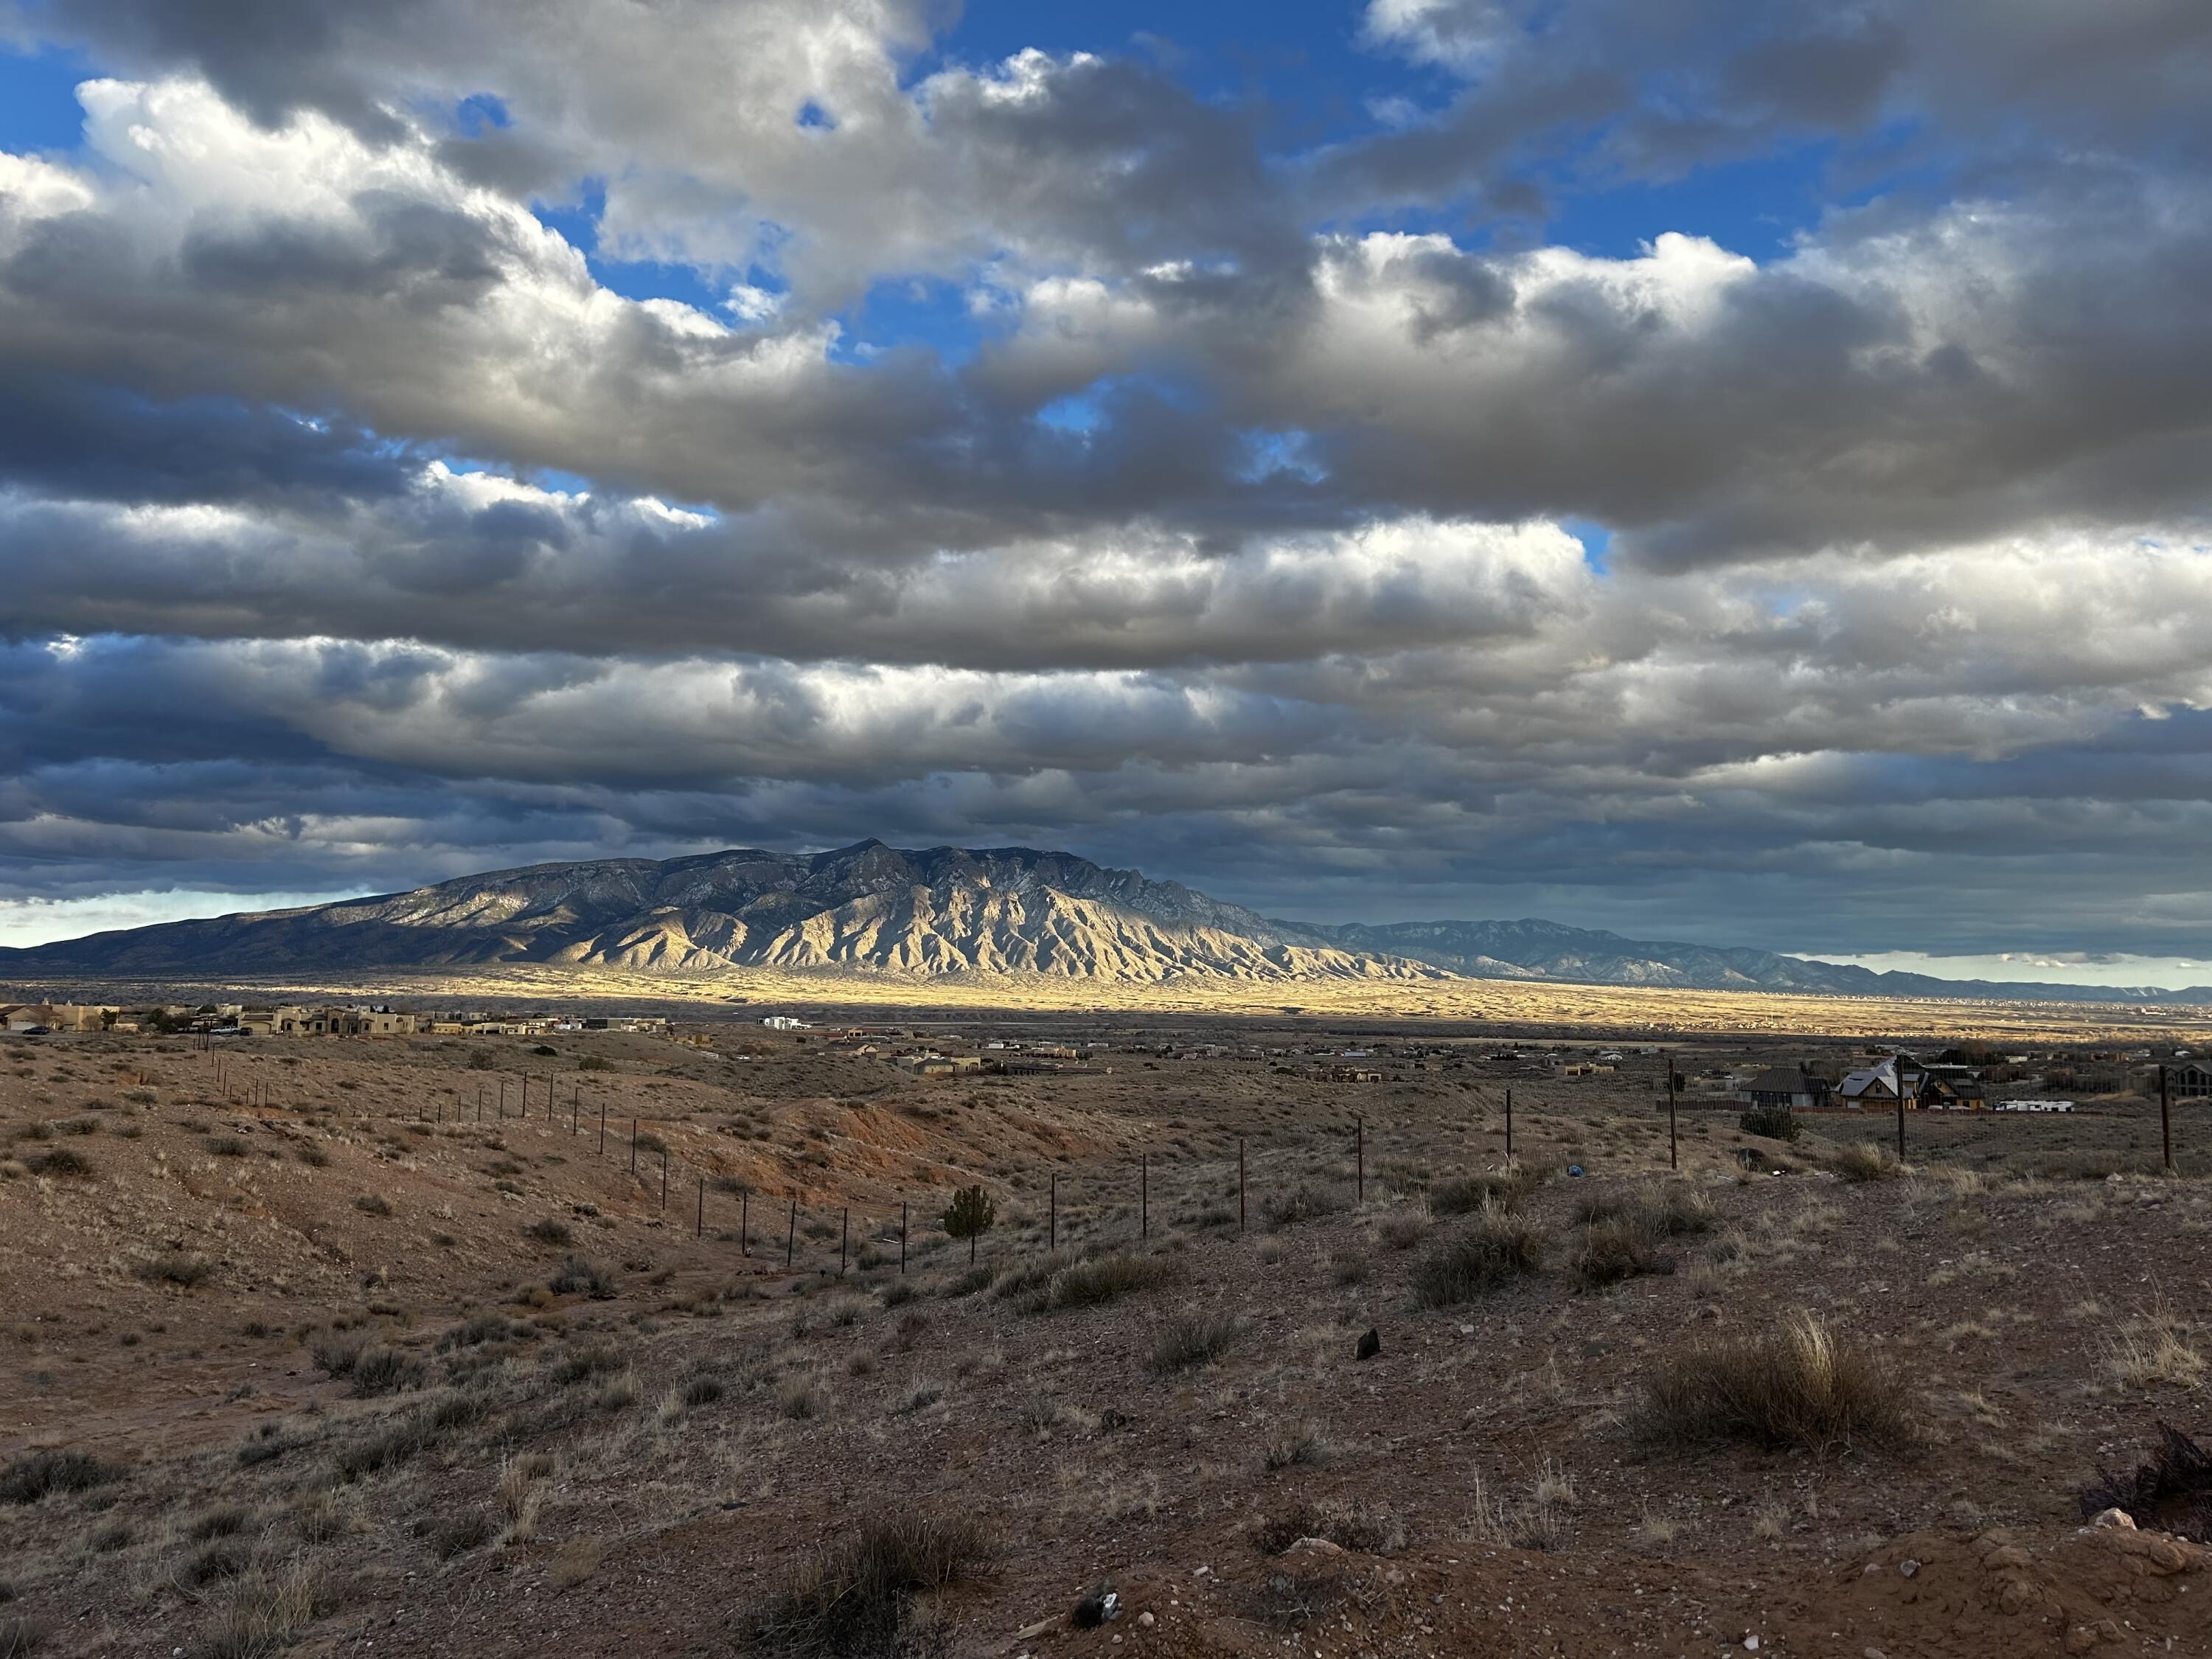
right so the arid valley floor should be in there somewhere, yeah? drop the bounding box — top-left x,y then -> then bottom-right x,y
6,983 -> 2212,1658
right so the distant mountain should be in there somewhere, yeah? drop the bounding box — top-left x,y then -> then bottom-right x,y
1288,917 -> 2212,1006
0,841 -> 1446,985
4,842 -> 2205,1004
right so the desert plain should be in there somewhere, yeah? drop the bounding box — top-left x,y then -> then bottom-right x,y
3,974 -> 2212,1658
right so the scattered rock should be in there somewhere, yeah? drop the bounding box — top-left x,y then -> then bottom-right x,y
2088,1509 -> 2136,1531
1137,1611 -> 1155,1628
1355,1328 -> 1381,1362
1284,1537 -> 1346,1559
1073,1586 -> 1121,1629
1899,1558 -> 1919,1578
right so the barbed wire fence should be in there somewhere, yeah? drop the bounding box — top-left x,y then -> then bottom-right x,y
161,1045 -> 2208,1284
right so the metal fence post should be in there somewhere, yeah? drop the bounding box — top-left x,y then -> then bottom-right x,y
597,1101 -> 605,1155
697,1175 -> 704,1238
1049,1172 -> 1057,1253
1896,1050 -> 1908,1161
741,1189 -> 749,1256
900,1201 -> 908,1275
660,1148 -> 668,1211
786,1197 -> 797,1268
630,1119 -> 638,1175
1668,1054 -> 1678,1172
1238,1138 -> 1245,1232
1356,1116 -> 1364,1204
2163,1063 -> 2174,1174
840,1208 -> 849,1276
1505,1088 -> 1513,1161
1141,1153 -> 1148,1239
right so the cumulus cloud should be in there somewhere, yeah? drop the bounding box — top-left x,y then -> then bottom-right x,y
1,1 -> 2211,963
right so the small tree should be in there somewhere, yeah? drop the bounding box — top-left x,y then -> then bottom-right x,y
942,1184 -> 996,1262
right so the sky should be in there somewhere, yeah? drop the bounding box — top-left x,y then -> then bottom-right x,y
1,1 -> 2211,984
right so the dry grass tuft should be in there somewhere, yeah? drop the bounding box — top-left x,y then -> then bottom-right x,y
2106,1298 -> 2208,1391
1148,1309 -> 1244,1374
1634,1313 -> 1913,1454
1831,1141 -> 1905,1183
1411,1206 -> 1545,1307
746,1514 -> 991,1658
199,1559 -> 331,1659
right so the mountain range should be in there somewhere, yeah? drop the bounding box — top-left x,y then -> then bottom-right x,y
4,841 -> 2205,1005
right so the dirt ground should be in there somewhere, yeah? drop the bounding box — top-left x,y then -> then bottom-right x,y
4,1014 -> 2212,1658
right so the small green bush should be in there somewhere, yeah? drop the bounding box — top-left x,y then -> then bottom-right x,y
1738,1105 -> 1801,1141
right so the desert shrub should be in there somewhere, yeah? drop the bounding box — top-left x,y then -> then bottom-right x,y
352,1193 -> 393,1217
1738,1105 -> 1801,1142
205,1135 -> 248,1158
1149,1310 -> 1244,1374
331,1396 -> 481,1482
1428,1165 -> 1541,1216
175,1540 -> 248,1589
746,1514 -> 991,1658
56,1118 -> 97,1136
1410,1206 -> 1545,1307
438,1314 -> 521,1352
1634,1313 -> 1912,1453
990,1258 -> 1060,1303
1573,1180 -> 1717,1239
136,1251 -> 213,1288
0,1616 -> 45,1659
188,1504 -> 252,1541
0,1450 -> 120,1504
1374,1211 -> 1429,1251
684,1374 -> 726,1408
548,1255 -> 616,1298
550,1342 -> 623,1386
349,1345 -> 428,1398
1832,1141 -> 1904,1183
2077,1424 -> 2212,1543
1259,1182 -> 1349,1228
309,1332 -> 368,1377
26,1148 -> 91,1179
577,1055 -> 612,1071
295,1145 -> 330,1167
777,1376 -> 820,1420
1261,1419 -> 1330,1471
432,1512 -> 496,1559
1251,1497 -> 1404,1557
1568,1219 -> 1670,1292
1041,1252 -> 1174,1311
526,1218 -> 574,1248
879,1280 -> 919,1310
